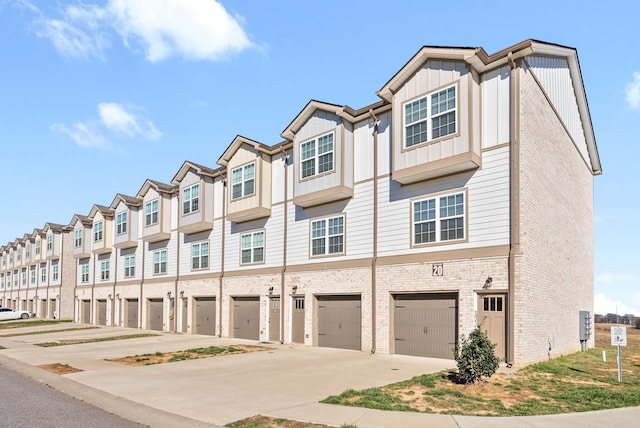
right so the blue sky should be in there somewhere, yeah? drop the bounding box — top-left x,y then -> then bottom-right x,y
0,0 -> 637,316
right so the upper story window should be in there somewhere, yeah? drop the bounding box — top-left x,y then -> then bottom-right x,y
241,231 -> 264,264
94,221 -> 103,242
191,242 -> 209,270
116,212 -> 127,235
40,265 -> 46,283
74,229 -> 83,248
16,248 -> 21,263
310,215 -> 344,257
145,200 -> 159,226
153,249 -> 167,274
183,183 -> 200,214
404,85 -> 456,148
124,255 -> 135,278
412,191 -> 465,245
301,132 -> 334,179
46,234 -> 53,251
231,163 -> 255,199
100,261 -> 110,281
25,244 -> 30,259
21,269 -> 26,285
35,240 -> 41,255
81,265 -> 90,283
30,268 -> 36,284
52,262 -> 59,281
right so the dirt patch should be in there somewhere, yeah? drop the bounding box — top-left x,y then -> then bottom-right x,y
227,414 -> 329,428
38,363 -> 83,375
108,344 -> 268,366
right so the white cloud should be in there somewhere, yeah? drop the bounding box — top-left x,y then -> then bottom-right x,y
51,122 -> 111,149
595,273 -> 635,283
594,293 -> 639,316
625,72 -> 640,109
26,0 -> 252,62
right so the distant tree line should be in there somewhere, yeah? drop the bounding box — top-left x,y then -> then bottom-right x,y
595,313 -> 640,328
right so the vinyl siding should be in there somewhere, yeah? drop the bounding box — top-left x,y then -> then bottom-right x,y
481,66 -> 510,149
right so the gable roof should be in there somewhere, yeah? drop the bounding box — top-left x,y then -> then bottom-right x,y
110,193 -> 143,210
171,160 -> 221,184
43,222 -> 71,233
88,204 -> 115,220
136,179 -> 178,198
217,135 -> 273,167
70,213 -> 93,228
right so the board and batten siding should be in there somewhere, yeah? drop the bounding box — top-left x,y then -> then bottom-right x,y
377,145 -> 510,257
353,111 -> 392,182
481,66 -> 510,149
179,170 -> 215,230
526,56 -> 590,165
271,151 -> 288,204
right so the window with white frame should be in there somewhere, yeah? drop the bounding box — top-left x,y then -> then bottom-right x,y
153,249 -> 167,274
191,242 -> 209,270
46,234 -> 53,250
13,270 -> 18,287
21,269 -> 26,286
40,264 -> 46,282
100,261 -> 110,280
74,229 -> 83,248
116,212 -> 127,235
52,262 -> 59,281
25,243 -> 30,259
240,231 -> 264,264
145,200 -> 159,226
16,248 -> 21,263
124,255 -> 135,277
310,215 -> 344,256
30,267 -> 36,285
94,221 -> 103,242
35,240 -> 41,255
413,191 -> 465,245
300,132 -> 334,179
404,85 -> 457,148
183,183 -> 200,214
81,265 -> 90,283
231,163 -> 255,200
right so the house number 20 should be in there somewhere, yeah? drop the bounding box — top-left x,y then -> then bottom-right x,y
432,263 -> 443,277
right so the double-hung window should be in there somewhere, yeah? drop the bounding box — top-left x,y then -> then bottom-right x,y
25,244 -> 30,259
300,132 -> 334,179
74,229 -> 83,248
124,256 -> 135,278
404,85 -> 457,148
94,221 -> 103,242
30,267 -> 36,285
240,231 -> 264,264
183,183 -> 200,214
35,240 -> 41,255
52,262 -> 59,281
231,163 -> 255,199
116,212 -> 127,235
154,249 -> 167,274
191,242 -> 209,270
413,191 -> 465,245
145,200 -> 159,226
40,265 -> 46,283
21,269 -> 26,286
81,265 -> 90,283
46,234 -> 53,251
310,215 -> 344,257
100,261 -> 110,281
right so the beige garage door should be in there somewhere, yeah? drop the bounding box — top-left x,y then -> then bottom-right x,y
394,293 -> 458,359
148,299 -> 163,331
195,297 -> 216,336
317,295 -> 361,351
233,297 -> 260,340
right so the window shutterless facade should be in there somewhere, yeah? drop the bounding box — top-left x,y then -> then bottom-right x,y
116,212 -> 127,235
153,249 -> 167,274
35,241 -> 40,255
100,261 -> 110,281
74,229 -> 82,247
191,242 -> 209,270
94,221 -> 103,242
25,243 -> 30,259
21,269 -> 26,286
300,132 -> 334,179
310,215 -> 344,257
240,231 -> 264,264
40,265 -> 46,283
52,263 -> 59,281
145,200 -> 159,226
183,183 -> 200,214
231,163 -> 255,199
81,265 -> 89,283
46,234 -> 53,250
404,84 -> 457,148
412,191 -> 465,245
124,255 -> 135,277
30,268 -> 36,285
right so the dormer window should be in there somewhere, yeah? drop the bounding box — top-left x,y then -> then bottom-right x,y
404,85 -> 457,148
46,234 -> 53,251
145,199 -> 159,226
74,229 -> 83,248
25,244 -> 30,259
231,163 -> 255,199
35,241 -> 41,255
94,221 -> 103,242
183,183 -> 200,214
301,132 -> 334,179
116,212 -> 127,235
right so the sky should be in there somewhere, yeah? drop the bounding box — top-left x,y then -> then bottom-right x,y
0,0 -> 637,316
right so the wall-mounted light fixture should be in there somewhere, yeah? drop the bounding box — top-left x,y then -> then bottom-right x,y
292,285 -> 298,293
483,277 -> 493,289
108,294 -> 112,299
116,293 -> 120,300
56,295 -> 60,299
268,286 -> 274,295
167,291 -> 171,298
179,290 -> 184,298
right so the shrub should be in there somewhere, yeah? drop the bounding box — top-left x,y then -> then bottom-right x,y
454,326 -> 500,384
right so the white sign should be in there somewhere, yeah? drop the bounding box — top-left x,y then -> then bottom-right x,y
611,326 -> 627,346
432,263 -> 443,277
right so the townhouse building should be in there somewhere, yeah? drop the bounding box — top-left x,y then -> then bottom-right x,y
0,39 -> 601,366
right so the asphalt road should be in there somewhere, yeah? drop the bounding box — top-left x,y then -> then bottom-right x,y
0,366 -> 144,428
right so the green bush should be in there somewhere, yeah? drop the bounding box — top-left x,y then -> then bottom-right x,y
454,327 -> 500,384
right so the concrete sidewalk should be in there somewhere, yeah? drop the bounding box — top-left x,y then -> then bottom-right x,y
1,323 -> 639,427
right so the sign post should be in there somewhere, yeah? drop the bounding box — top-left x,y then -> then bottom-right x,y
611,326 -> 627,382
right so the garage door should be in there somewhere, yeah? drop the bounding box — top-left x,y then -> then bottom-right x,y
233,297 -> 259,340
126,299 -> 139,328
317,295 -> 361,351
195,297 -> 216,336
394,293 -> 458,359
148,299 -> 164,331
97,300 -> 107,325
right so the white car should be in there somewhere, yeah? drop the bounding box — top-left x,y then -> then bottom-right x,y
0,307 -> 35,321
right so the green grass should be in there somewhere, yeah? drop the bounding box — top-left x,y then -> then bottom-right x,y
0,319 -> 73,330
36,333 -> 158,347
0,327 -> 99,337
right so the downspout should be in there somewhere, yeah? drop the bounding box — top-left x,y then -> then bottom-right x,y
112,248 -> 117,327
174,226 -> 180,333
139,239 -> 145,329
91,251 -> 96,324
369,109 -> 379,354
507,52 -> 519,367
219,175 -> 226,337
280,147 -> 289,344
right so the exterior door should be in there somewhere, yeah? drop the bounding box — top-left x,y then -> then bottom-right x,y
195,297 -> 216,336
97,300 -> 107,325
292,296 -> 305,344
126,299 -> 139,328
317,295 -> 362,351
232,297 -> 260,340
49,299 -> 56,319
81,300 -> 91,324
269,297 -> 280,341
148,299 -> 163,331
478,294 -> 506,360
181,298 -> 188,333
394,293 -> 458,359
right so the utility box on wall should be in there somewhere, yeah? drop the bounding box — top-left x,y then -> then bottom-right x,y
579,310 -> 592,341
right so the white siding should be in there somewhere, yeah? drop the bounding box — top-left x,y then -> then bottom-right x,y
271,151 -> 287,204
526,55 -> 590,164
481,66 -> 510,148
